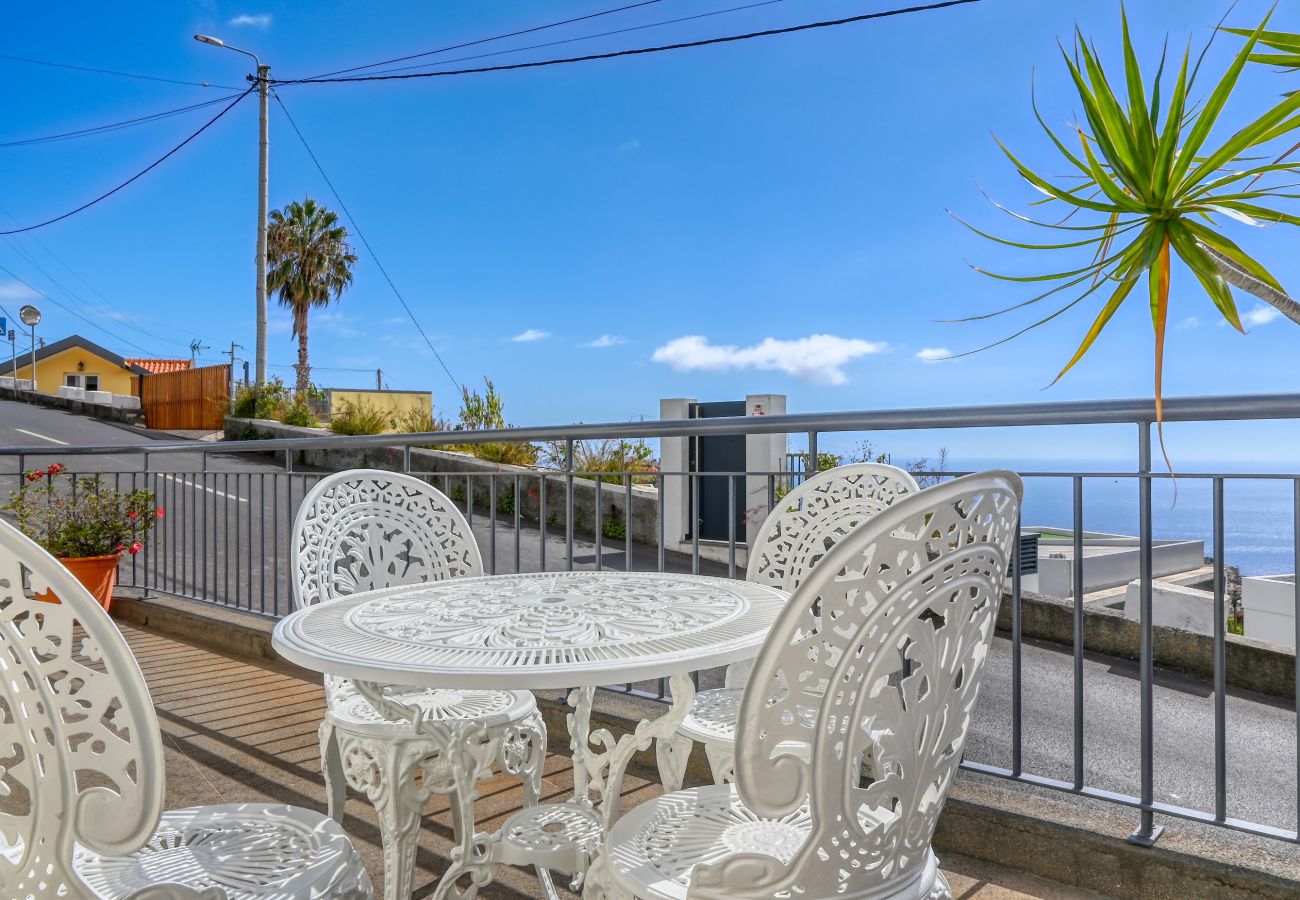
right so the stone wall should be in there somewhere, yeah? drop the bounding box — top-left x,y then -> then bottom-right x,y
224,417 -> 662,546
0,382 -> 144,426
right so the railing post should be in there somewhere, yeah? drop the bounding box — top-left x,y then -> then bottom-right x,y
565,438 -> 575,572
1128,421 -> 1164,846
1213,476 -> 1226,822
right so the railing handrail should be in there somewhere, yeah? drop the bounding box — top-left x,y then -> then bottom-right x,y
3,391 -> 1300,457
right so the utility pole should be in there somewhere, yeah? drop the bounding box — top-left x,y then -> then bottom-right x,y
255,62 -> 270,386
7,328 -> 15,379
194,34 -> 269,386
226,341 -> 244,411
376,368 -> 383,391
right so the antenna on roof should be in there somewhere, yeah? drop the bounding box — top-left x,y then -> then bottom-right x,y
189,339 -> 210,362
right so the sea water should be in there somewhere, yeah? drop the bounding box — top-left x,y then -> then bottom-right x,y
954,458 -> 1297,577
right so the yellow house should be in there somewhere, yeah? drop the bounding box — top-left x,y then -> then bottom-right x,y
7,335 -> 151,396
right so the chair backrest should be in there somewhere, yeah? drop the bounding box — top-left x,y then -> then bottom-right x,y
696,471 -> 1022,899
746,463 -> 919,593
0,518 -> 165,900
292,469 -> 483,610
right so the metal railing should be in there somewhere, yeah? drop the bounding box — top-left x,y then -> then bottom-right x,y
1,391 -> 1297,849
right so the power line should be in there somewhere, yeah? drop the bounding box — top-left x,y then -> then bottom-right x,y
0,207 -> 193,352
306,0 -> 662,79
0,95 -> 236,148
0,52 -> 242,90
272,90 -> 463,395
273,1 -> 982,86
0,261 -> 168,357
358,0 -> 789,78
0,86 -> 253,235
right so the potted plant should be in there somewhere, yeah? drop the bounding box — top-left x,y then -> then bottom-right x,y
3,463 -> 161,611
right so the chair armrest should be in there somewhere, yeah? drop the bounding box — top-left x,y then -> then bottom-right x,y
124,884 -> 229,900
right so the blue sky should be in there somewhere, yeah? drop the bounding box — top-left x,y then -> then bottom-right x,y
2,0 -> 1298,462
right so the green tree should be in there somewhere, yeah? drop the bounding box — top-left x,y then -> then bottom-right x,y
956,10 -> 1300,446
266,198 -> 357,395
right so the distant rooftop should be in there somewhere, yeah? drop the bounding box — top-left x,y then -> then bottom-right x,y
126,358 -> 192,374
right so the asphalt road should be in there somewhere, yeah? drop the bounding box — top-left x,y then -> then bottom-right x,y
2,398 -> 1296,855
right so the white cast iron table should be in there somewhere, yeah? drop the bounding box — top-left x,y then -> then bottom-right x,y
271,570 -> 788,899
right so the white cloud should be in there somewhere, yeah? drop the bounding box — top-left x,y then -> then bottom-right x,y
229,13 -> 272,28
0,281 -> 39,302
1242,305 -> 1282,328
584,334 -> 626,348
510,329 -> 550,343
915,347 -> 951,363
619,139 -> 641,152
1175,316 -> 1201,331
315,309 -> 362,337
267,312 -> 291,335
651,334 -> 887,385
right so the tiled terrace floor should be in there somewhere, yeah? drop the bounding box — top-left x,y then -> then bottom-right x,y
124,621 -> 1103,899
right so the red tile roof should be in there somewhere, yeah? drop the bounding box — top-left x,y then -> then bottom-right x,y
126,358 -> 193,374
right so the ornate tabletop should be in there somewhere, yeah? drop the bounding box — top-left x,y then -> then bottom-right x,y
272,571 -> 788,690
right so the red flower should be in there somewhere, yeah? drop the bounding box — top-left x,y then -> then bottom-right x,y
25,471 -> 43,482
126,510 -> 139,520
128,541 -> 143,555
46,463 -> 66,476
156,508 -> 165,519
115,544 -> 125,554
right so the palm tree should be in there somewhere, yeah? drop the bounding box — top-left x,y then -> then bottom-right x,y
266,198 -> 357,395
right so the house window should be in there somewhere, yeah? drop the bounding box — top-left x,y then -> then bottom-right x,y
64,374 -> 100,391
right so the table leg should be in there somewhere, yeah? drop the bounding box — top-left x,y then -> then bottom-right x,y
575,672 -> 696,899
351,681 -> 501,900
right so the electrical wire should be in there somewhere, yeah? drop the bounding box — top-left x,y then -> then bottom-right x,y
0,95 -> 236,148
0,261 -> 168,357
306,0 -> 662,79
0,212 -> 193,352
355,0 -> 789,78
0,86 -> 254,235
272,90 -> 463,395
273,1 -> 982,85
0,52 -> 242,90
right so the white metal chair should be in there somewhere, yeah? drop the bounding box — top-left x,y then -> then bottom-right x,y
600,470 -> 1023,899
656,463 -> 919,792
0,517 -> 372,900
292,469 -> 545,900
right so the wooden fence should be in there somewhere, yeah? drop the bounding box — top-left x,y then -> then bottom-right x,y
140,363 -> 229,431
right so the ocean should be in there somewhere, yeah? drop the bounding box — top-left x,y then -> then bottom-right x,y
954,459 -> 1298,577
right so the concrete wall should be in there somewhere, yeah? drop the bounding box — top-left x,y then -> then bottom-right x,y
327,388 -> 432,430
1121,580 -> 1214,636
8,345 -> 138,396
1243,574 -> 1296,649
0,381 -> 144,425
225,416 -> 662,546
1036,539 -> 1206,598
999,588 -> 1296,700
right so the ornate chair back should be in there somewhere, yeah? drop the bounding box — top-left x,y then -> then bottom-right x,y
0,519 -> 165,900
292,469 -> 483,610
701,471 -> 1022,898
730,463 -> 918,689
746,462 -> 920,593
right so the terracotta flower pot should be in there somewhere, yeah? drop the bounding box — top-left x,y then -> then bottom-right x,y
35,554 -> 120,612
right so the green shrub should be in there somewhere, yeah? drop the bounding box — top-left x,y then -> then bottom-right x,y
392,407 -> 449,435
233,377 -> 292,420
602,517 -> 627,541
448,378 -> 539,466
330,399 -> 390,435
543,437 -> 657,485
280,402 -> 318,428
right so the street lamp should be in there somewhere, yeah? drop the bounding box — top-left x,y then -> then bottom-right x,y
195,33 -> 270,387
18,304 -> 40,392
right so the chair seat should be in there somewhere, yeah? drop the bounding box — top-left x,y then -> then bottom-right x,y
605,784 -> 937,900
327,685 -> 537,732
74,803 -> 372,900
605,784 -> 809,899
677,687 -> 743,745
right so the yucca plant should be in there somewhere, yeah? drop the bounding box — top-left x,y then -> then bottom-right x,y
954,9 -> 1300,437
